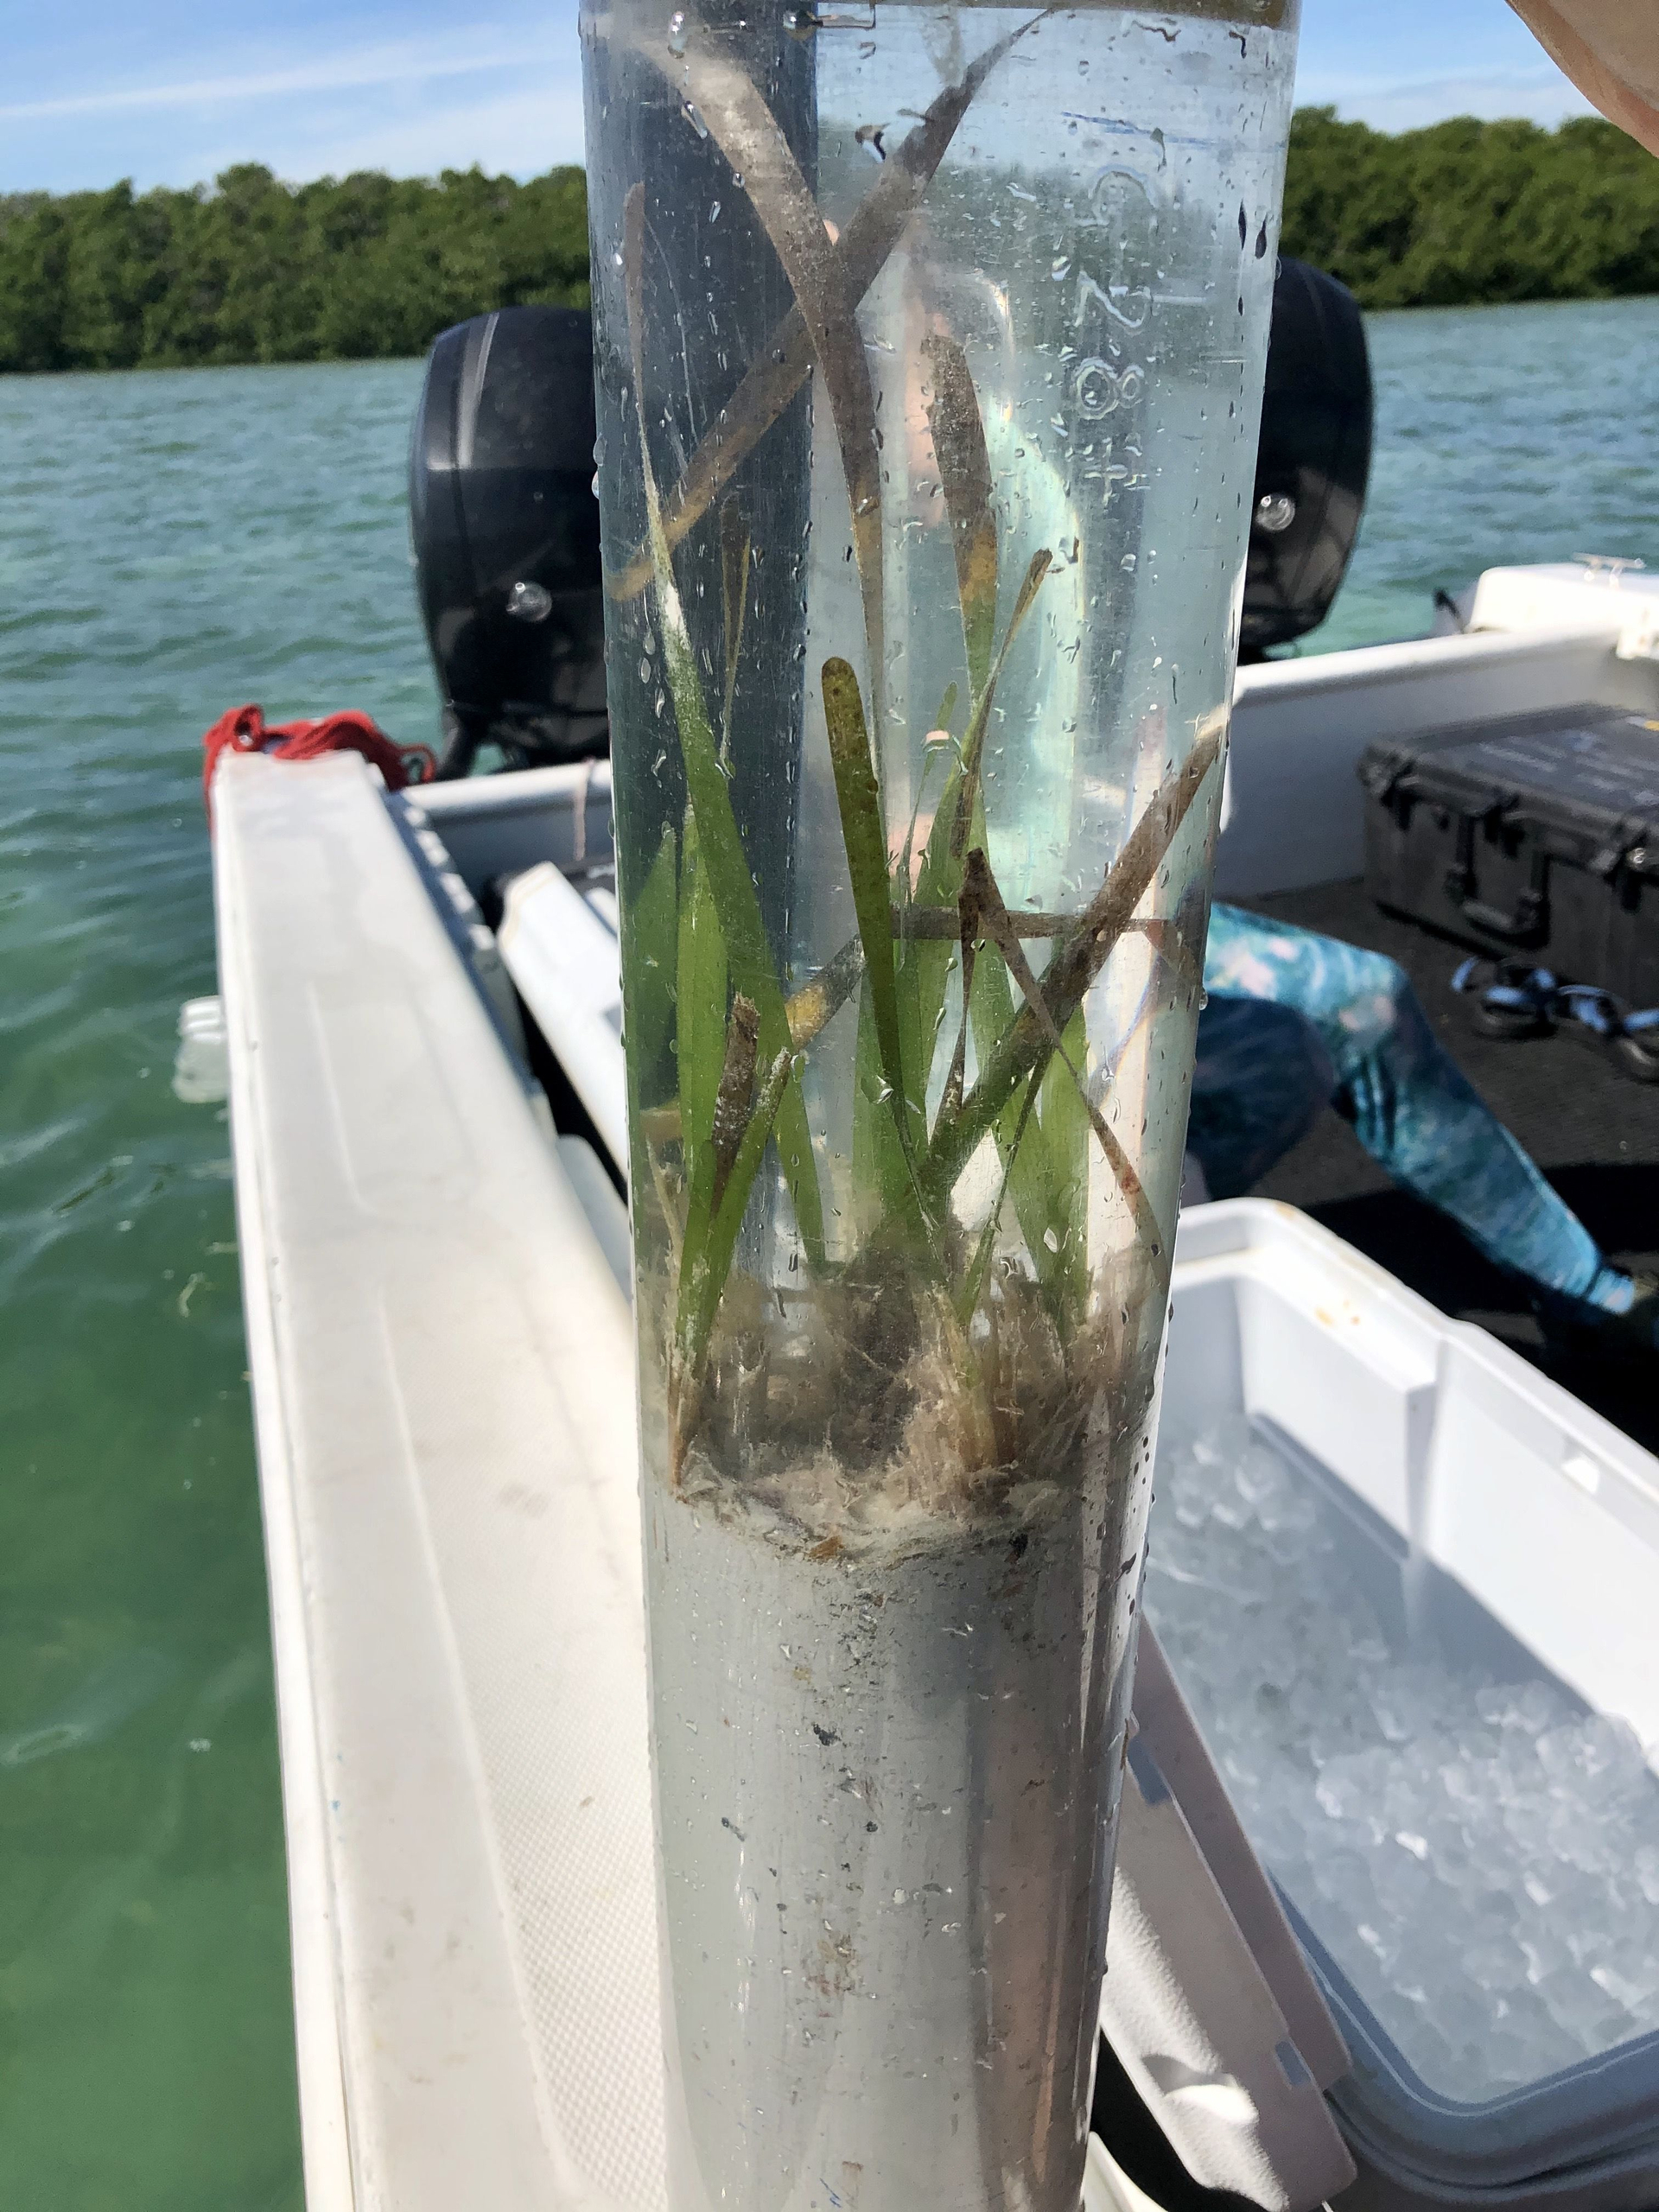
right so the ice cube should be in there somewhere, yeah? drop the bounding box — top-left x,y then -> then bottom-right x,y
1191,1413 -> 1255,1466
1147,1411 -> 1659,2099
1537,1714 -> 1649,1810
1439,1755 -> 1483,1810
1434,1981 -> 1496,2060
1476,1680 -> 1571,1738
1462,1935 -> 1529,1997
1484,1997 -> 1569,2090
1170,1492 -> 1210,1532
1316,1751 -> 1386,1824
1310,1845 -> 1376,1919
1592,1956 -> 1659,2012
1232,1441 -> 1286,1510
1370,1666 -> 1448,1746
1209,1482 -> 1255,1532
1537,1966 -> 1627,2053
1519,1923 -> 1573,1988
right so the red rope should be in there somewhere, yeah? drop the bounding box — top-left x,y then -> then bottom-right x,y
201,704 -> 438,823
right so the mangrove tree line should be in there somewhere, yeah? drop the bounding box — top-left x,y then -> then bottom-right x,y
3,108 -> 1658,373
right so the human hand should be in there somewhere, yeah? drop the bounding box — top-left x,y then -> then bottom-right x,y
1506,0 -> 1659,156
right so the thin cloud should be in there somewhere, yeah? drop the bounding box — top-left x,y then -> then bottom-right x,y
1306,69 -> 1599,131
0,34 -> 561,123
184,80 -> 588,187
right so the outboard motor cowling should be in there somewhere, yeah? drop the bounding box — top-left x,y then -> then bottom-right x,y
410,305 -> 607,776
1240,257 -> 1373,659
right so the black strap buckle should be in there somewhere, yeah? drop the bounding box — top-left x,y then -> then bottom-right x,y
1452,957 -> 1659,1080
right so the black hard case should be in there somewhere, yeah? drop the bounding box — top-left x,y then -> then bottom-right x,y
1360,704 -> 1659,1006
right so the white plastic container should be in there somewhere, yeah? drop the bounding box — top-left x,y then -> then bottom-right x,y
1151,1200 -> 1659,2212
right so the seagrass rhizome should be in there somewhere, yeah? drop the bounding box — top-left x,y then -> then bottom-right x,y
580,3 -> 1300,2202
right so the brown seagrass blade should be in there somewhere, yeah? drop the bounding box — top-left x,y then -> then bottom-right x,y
607,12 -> 1048,603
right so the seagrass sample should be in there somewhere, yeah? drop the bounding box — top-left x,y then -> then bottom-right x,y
580,3 -> 1300,2202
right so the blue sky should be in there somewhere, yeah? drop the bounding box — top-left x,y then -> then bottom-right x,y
1,0 -> 1593,195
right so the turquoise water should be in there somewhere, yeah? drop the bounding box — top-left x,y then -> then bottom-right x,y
0,296 -> 1655,2205
0,359 -> 432,2210
1318,295 -> 1659,652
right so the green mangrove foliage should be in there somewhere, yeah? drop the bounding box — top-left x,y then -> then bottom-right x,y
4,106 -> 1658,374
0,164 -> 589,372
1281,107 -> 1659,309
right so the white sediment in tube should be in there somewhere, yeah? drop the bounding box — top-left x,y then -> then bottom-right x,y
646,1389 -> 1153,2212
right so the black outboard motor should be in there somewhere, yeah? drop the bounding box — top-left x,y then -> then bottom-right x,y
1240,257 -> 1373,660
410,305 -> 607,777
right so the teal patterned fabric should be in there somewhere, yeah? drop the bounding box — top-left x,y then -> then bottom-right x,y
1192,903 -> 1633,1317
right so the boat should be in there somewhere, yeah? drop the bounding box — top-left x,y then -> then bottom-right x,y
200,285 -> 1659,2212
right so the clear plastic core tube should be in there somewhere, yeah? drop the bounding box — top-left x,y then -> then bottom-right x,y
581,5 -> 1300,2202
